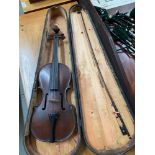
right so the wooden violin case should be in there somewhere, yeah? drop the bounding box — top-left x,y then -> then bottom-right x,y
24,2 -> 135,155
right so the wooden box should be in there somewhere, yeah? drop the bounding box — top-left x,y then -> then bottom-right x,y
24,1 -> 135,155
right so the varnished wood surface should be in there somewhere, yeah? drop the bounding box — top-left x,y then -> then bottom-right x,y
20,0 -> 75,13
19,4 -> 134,154
118,53 -> 135,103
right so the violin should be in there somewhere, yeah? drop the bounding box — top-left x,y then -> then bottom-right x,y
31,25 -> 76,143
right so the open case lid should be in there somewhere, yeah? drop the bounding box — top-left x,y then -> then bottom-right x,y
68,4 -> 135,154
79,0 -> 135,113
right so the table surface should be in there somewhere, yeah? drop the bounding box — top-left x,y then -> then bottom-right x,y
19,3 -> 135,154
20,0 -> 75,13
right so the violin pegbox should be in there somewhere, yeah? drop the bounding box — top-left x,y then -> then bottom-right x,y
46,24 -> 65,41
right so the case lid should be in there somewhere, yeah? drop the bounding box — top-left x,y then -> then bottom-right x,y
69,4 -> 135,154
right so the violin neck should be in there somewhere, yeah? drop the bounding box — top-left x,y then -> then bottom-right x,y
50,35 -> 59,90
52,36 -> 59,64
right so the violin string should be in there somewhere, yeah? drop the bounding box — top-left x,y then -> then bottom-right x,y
56,36 -> 59,91
51,35 -> 55,112
52,35 -> 56,89
50,32 -> 60,112
52,38 -> 54,92
54,36 -> 57,99
50,42 -> 53,93
51,37 -> 53,111
54,36 -> 58,102
53,36 -> 56,102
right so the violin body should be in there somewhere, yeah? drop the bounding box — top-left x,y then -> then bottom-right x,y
30,25 -> 76,143
31,63 -> 76,142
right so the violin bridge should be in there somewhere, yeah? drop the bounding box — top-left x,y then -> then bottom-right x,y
48,98 -> 61,103
48,91 -> 61,103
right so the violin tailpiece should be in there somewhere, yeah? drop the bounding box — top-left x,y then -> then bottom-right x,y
48,112 -> 59,142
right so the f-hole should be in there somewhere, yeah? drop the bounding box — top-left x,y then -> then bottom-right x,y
42,93 -> 48,110
61,93 -> 65,110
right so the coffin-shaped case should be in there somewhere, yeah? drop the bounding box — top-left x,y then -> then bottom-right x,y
68,4 -> 134,154
24,6 -> 81,155
24,4 -> 135,155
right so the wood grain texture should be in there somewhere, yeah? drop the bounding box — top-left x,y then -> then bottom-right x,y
70,7 -> 134,152
19,3 -> 134,154
79,0 -> 135,112
20,9 -> 47,105
118,53 -> 135,101
20,0 -> 76,13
